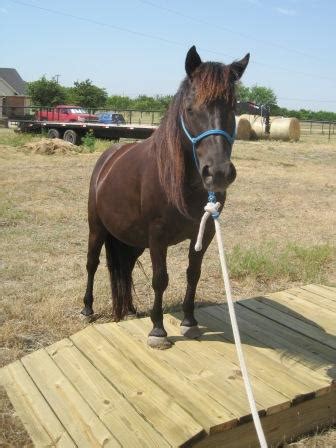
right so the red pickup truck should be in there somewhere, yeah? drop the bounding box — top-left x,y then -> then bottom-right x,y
36,105 -> 98,122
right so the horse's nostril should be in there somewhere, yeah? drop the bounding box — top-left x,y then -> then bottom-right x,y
202,165 -> 212,179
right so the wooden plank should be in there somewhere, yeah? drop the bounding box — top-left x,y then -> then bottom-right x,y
119,316 -> 291,417
117,318 -> 253,422
70,325 -> 204,447
303,284 -> 336,301
240,297 -> 336,350
263,289 -> 336,332
21,348 -> 120,447
200,305 -> 333,392
95,322 -> 235,434
46,338 -> 170,448
316,284 -> 336,294
266,291 -> 335,334
194,387 -> 336,448
0,361 -> 75,448
278,287 -> 336,313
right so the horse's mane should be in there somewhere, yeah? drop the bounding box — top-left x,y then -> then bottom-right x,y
153,62 -> 235,215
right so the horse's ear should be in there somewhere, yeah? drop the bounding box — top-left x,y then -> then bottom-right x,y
229,53 -> 250,81
185,46 -> 202,78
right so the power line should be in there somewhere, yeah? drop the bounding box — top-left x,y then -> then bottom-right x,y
7,0 -> 188,48
137,0 -> 327,63
278,97 -> 336,103
7,0 -> 336,83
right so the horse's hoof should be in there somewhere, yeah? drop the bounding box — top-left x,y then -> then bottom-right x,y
127,310 -> 137,319
181,325 -> 202,339
80,306 -> 94,317
147,336 -> 172,350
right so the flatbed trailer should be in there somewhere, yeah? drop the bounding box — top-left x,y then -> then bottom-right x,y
15,120 -> 158,144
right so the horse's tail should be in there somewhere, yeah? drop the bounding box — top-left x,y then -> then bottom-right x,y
104,233 -> 138,321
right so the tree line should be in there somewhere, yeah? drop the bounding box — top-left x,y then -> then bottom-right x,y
27,76 -> 336,122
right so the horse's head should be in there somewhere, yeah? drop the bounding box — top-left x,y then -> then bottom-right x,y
181,46 -> 249,193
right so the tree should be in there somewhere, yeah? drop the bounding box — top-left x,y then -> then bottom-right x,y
248,85 -> 277,109
132,95 -> 158,110
66,79 -> 108,109
236,82 -> 251,102
236,83 -> 278,110
154,95 -> 173,110
27,76 -> 66,106
106,95 -> 132,110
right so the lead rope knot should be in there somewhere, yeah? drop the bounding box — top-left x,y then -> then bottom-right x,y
195,191 -> 220,252
194,200 -> 221,251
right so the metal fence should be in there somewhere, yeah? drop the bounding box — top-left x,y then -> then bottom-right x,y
300,120 -> 336,141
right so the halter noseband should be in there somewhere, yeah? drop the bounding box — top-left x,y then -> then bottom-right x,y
180,115 -> 235,171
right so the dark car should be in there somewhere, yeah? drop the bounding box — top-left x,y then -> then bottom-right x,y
97,112 -> 126,125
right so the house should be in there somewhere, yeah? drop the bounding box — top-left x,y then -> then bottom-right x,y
0,68 -> 31,118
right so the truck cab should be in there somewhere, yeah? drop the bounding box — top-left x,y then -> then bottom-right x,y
36,105 -> 97,122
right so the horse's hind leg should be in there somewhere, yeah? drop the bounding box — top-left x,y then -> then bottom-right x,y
181,225 -> 215,338
81,223 -> 106,316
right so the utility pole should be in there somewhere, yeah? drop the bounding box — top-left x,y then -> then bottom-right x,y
54,74 -> 61,84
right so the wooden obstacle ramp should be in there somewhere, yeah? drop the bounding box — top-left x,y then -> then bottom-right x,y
1,284 -> 335,447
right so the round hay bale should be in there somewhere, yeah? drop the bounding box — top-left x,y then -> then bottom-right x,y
240,114 -> 268,140
235,116 -> 251,140
269,117 -> 300,141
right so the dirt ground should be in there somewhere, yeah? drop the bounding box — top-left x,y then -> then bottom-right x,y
0,134 -> 335,446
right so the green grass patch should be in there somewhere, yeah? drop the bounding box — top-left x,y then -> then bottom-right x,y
0,130 -> 39,147
228,242 -> 335,284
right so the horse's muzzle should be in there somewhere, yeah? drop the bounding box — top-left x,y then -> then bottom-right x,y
202,161 -> 236,192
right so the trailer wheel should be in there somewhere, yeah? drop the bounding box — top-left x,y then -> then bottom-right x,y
63,129 -> 80,145
47,128 -> 60,139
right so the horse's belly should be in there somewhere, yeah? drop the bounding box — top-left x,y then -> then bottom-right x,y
98,199 -> 149,247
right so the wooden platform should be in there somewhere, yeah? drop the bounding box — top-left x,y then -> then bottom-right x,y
1,284 -> 335,447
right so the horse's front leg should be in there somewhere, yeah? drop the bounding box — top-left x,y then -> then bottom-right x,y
181,223 -> 215,338
147,241 -> 171,349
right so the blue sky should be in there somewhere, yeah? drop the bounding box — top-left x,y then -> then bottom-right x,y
1,0 -> 335,111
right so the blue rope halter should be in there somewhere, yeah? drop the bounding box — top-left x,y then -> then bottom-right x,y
180,115 -> 236,217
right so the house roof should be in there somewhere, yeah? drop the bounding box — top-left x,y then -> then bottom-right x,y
0,68 -> 27,95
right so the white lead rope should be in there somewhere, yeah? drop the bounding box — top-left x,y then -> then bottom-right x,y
195,202 -> 268,448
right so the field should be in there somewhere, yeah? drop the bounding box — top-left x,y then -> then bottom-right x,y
0,129 -> 335,446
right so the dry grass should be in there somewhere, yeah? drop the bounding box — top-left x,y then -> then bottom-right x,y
0,130 -> 335,446
284,427 -> 336,447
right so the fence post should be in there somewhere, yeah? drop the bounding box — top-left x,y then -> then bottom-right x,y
328,122 -> 331,142
310,121 -> 312,134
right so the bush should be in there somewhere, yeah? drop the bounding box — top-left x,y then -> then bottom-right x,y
82,130 -> 96,152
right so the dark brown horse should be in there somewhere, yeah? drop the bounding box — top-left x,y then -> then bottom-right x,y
82,46 -> 249,349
